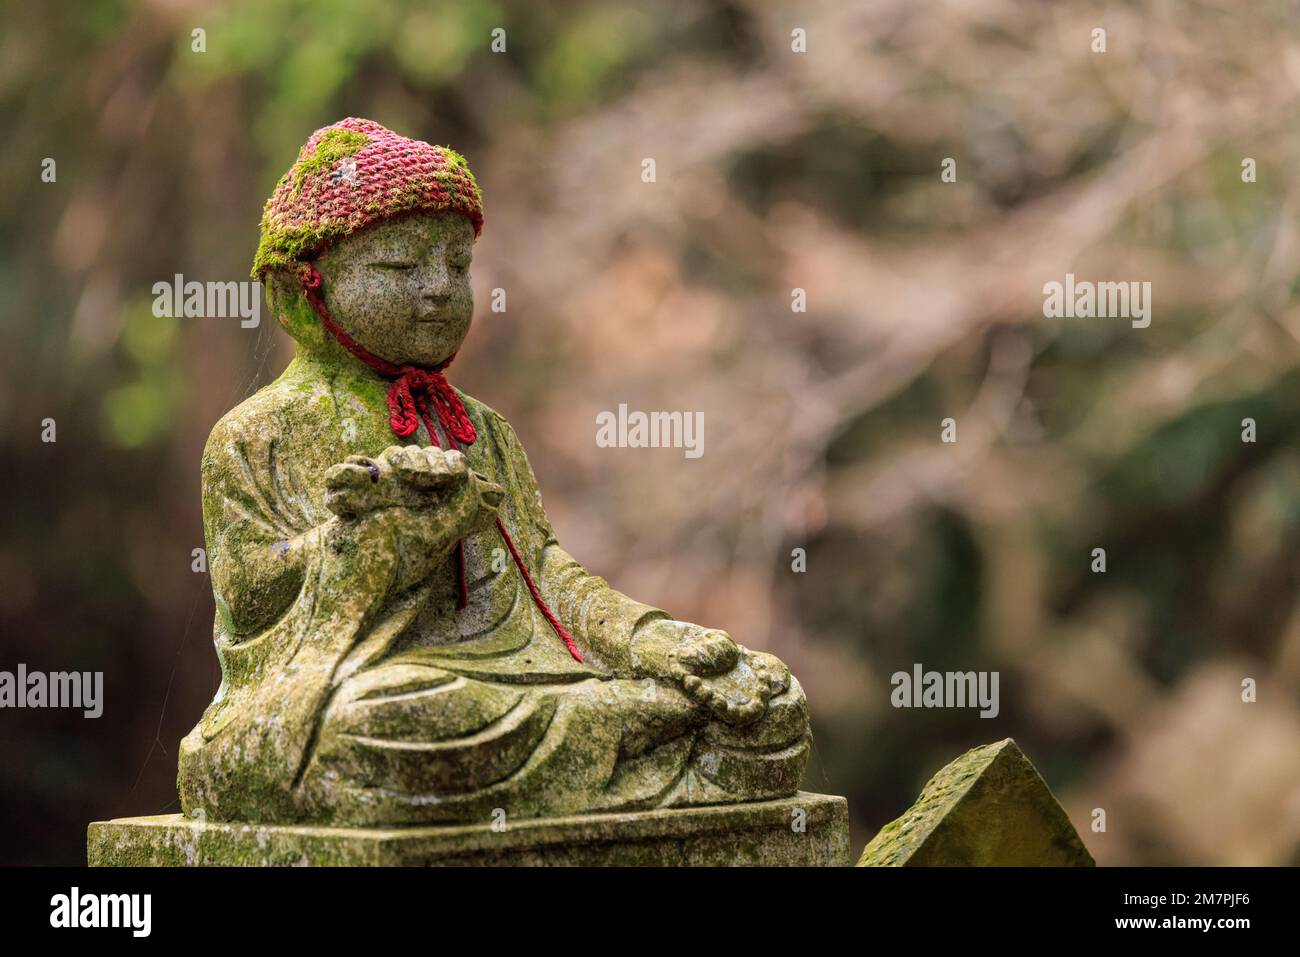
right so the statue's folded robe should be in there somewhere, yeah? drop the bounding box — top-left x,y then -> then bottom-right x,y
179,362 -> 809,825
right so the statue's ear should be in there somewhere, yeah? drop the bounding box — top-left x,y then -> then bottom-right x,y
265,267 -> 328,350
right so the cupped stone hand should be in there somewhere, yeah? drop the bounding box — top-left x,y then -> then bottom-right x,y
324,445 -> 501,520
323,446 -> 503,592
630,619 -> 790,727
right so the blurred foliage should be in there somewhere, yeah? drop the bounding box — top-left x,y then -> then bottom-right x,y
1,0 -> 1299,865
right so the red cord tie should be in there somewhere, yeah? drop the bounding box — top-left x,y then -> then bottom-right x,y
299,263 -> 583,663
386,368 -> 477,445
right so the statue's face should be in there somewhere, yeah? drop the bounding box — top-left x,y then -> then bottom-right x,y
314,211 -> 475,367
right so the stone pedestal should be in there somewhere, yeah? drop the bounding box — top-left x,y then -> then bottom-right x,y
89,791 -> 849,867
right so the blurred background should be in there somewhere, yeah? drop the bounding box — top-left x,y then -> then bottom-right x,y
2,0 -> 1300,866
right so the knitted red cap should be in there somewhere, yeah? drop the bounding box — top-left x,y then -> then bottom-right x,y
251,117 -> 483,279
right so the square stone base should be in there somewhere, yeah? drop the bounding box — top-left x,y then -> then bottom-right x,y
88,791 -> 849,866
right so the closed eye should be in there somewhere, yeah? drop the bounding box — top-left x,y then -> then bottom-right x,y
370,261 -> 416,270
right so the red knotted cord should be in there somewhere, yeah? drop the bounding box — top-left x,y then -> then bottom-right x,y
300,263 -> 583,663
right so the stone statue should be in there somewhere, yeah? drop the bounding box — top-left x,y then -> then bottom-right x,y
177,118 -> 811,827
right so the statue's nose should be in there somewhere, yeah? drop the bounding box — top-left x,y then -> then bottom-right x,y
417,264 -> 452,300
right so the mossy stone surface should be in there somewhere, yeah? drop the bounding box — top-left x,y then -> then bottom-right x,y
857,738 -> 1094,867
106,123 -> 828,844
179,209 -> 813,829
88,792 -> 849,867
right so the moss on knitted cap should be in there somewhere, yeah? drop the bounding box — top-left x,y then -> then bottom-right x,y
252,118 -> 484,280
291,128 -> 370,197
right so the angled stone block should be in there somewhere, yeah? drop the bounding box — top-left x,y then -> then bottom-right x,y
858,738 -> 1094,866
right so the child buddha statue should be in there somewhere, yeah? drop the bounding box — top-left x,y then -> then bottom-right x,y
177,118 -> 811,825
